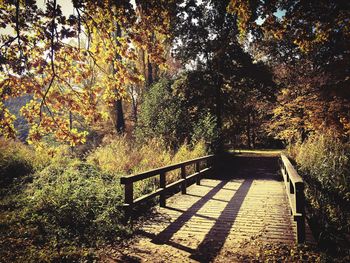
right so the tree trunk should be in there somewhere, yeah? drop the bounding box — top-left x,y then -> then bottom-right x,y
113,24 -> 125,134
69,110 -> 73,152
252,111 -> 256,148
147,54 -> 153,87
130,86 -> 138,124
215,74 -> 224,153
114,99 -> 125,134
247,112 -> 251,148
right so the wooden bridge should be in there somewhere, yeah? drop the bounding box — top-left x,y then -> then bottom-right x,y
112,152 -> 314,262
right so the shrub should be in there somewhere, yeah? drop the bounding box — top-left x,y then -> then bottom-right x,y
289,132 -> 350,257
136,78 -> 188,148
1,136 -> 209,262
24,160 -> 128,246
137,75 -> 224,151
192,111 -> 219,152
0,138 -> 33,187
173,140 -> 207,163
136,138 -> 172,173
86,136 -> 172,175
0,138 -> 75,189
87,136 -> 173,199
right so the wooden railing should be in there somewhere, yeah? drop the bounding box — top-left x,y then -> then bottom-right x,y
120,155 -> 214,219
279,153 -> 305,243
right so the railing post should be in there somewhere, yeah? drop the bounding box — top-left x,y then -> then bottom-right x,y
159,172 -> 166,207
195,161 -> 200,185
295,182 -> 305,243
124,182 -> 133,220
289,180 -> 294,194
181,165 -> 186,194
208,157 -> 213,176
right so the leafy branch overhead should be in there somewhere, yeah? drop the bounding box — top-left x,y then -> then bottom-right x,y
0,0 -> 174,145
1,0 -> 350,146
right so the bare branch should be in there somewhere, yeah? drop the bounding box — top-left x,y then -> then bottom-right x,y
39,0 -> 57,123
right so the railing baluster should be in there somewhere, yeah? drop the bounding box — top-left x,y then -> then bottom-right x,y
159,172 -> 166,207
124,182 -> 133,219
195,161 -> 200,185
181,165 -> 186,194
120,155 -> 213,222
289,178 -> 294,193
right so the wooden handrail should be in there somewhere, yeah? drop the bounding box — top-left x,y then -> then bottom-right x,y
279,153 -> 305,243
120,155 -> 214,184
120,155 -> 214,219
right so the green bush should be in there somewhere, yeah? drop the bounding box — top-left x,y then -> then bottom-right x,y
86,135 -> 139,175
192,111 -> 219,152
1,136 -> 209,262
24,160 -> 128,246
137,75 -> 223,151
136,78 -> 187,148
289,132 -> 350,257
295,134 -> 350,197
0,138 -> 74,189
0,138 -> 33,187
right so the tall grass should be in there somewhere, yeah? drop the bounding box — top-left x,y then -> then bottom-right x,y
288,132 -> 350,258
86,136 -> 207,198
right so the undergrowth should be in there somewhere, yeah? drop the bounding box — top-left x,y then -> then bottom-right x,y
0,136 -> 208,262
288,132 -> 350,260
0,139 -> 33,188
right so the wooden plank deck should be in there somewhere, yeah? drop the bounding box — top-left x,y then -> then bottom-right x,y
105,154 -> 314,262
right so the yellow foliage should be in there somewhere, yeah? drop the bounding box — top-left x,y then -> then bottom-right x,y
227,0 -> 252,39
1,1 -> 172,145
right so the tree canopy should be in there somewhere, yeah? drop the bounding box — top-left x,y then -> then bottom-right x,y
229,0 -> 350,141
1,0 -> 349,147
0,0 -> 174,145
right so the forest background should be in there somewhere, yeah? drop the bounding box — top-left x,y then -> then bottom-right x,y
0,0 -> 349,261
